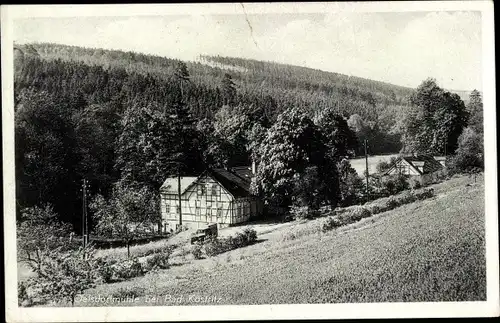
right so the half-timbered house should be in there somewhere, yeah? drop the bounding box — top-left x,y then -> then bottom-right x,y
383,154 -> 445,185
159,166 -> 263,231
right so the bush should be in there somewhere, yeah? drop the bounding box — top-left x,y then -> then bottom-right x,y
385,196 -> 400,210
203,229 -> 259,257
415,188 -> 435,200
378,174 -> 410,196
289,205 -> 319,220
410,179 -> 422,189
321,216 -> 342,232
365,204 -> 382,215
18,281 -> 29,306
398,191 -> 417,205
145,251 -> 171,271
191,243 -> 203,259
204,237 -> 227,257
243,228 -> 258,244
338,206 -> 371,224
113,257 -> 144,280
96,258 -> 116,283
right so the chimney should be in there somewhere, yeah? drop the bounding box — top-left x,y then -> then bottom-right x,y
251,160 -> 256,175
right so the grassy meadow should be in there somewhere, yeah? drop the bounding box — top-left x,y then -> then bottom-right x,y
61,174 -> 486,306
349,154 -> 399,176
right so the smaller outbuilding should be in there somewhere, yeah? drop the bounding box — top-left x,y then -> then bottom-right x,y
383,154 -> 446,186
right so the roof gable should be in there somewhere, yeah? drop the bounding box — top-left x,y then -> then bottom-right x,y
160,176 -> 197,195
209,168 -> 253,198
383,154 -> 443,176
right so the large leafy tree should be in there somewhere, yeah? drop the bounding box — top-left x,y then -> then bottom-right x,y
337,159 -> 365,206
467,89 -> 483,134
115,99 -> 201,190
90,184 -> 159,258
17,204 -> 73,273
317,109 -> 358,160
449,127 -> 484,174
208,105 -> 252,167
15,89 -> 80,224
73,101 -> 122,196
254,107 -> 339,208
402,78 -> 468,155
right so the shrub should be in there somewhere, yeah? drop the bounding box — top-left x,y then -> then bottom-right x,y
204,237 -> 227,257
338,206 -> 371,224
321,216 -> 342,232
18,281 -> 29,306
203,229 -> 259,257
415,188 -> 435,200
95,258 -> 116,283
243,228 -> 258,244
410,179 -> 422,189
145,251 -> 171,271
385,196 -> 400,210
289,205 -> 319,220
113,257 -> 144,280
365,204 -> 382,215
398,191 -> 417,205
112,286 -> 145,299
191,243 -> 203,259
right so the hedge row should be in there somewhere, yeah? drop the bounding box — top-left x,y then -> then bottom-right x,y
192,228 -> 258,258
321,187 -> 435,232
96,247 -> 173,283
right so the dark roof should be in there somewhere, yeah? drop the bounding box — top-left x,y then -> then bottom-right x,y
404,154 -> 443,174
231,166 -> 253,180
209,167 -> 253,198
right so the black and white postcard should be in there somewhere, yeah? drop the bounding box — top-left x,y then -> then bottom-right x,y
2,2 -> 498,321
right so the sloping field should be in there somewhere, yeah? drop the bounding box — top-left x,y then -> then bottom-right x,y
73,175 -> 485,306
349,154 -> 399,176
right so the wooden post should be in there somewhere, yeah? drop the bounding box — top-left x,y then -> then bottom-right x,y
177,165 -> 183,227
82,179 -> 86,248
364,139 -> 369,200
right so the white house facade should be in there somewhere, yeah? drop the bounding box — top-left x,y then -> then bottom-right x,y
160,166 -> 263,231
384,155 -> 446,186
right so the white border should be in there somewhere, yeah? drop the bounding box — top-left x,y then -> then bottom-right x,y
2,2 -> 498,322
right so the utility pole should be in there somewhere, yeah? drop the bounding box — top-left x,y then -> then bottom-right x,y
177,164 -> 183,228
81,179 -> 88,248
364,139 -> 370,200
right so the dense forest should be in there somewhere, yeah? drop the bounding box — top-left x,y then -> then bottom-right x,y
14,42 -> 478,232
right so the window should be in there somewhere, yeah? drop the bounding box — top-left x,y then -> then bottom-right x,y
197,184 -> 205,197
207,200 -> 212,208
211,184 -> 218,196
165,203 -> 170,214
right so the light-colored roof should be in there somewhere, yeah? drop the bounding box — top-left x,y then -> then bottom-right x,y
160,176 -> 198,195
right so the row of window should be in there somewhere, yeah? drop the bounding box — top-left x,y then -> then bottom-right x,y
163,203 -> 248,217
197,183 -> 220,197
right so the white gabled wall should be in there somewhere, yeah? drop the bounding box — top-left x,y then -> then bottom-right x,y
160,174 -> 263,231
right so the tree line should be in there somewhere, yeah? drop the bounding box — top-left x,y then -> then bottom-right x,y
14,43 -> 483,234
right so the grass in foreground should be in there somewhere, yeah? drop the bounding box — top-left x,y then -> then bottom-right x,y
67,175 -> 485,305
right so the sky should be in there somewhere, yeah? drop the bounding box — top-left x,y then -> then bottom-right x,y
14,11 -> 482,91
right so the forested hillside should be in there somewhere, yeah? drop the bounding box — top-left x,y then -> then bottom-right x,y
14,42 -> 477,232
15,42 -> 415,120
